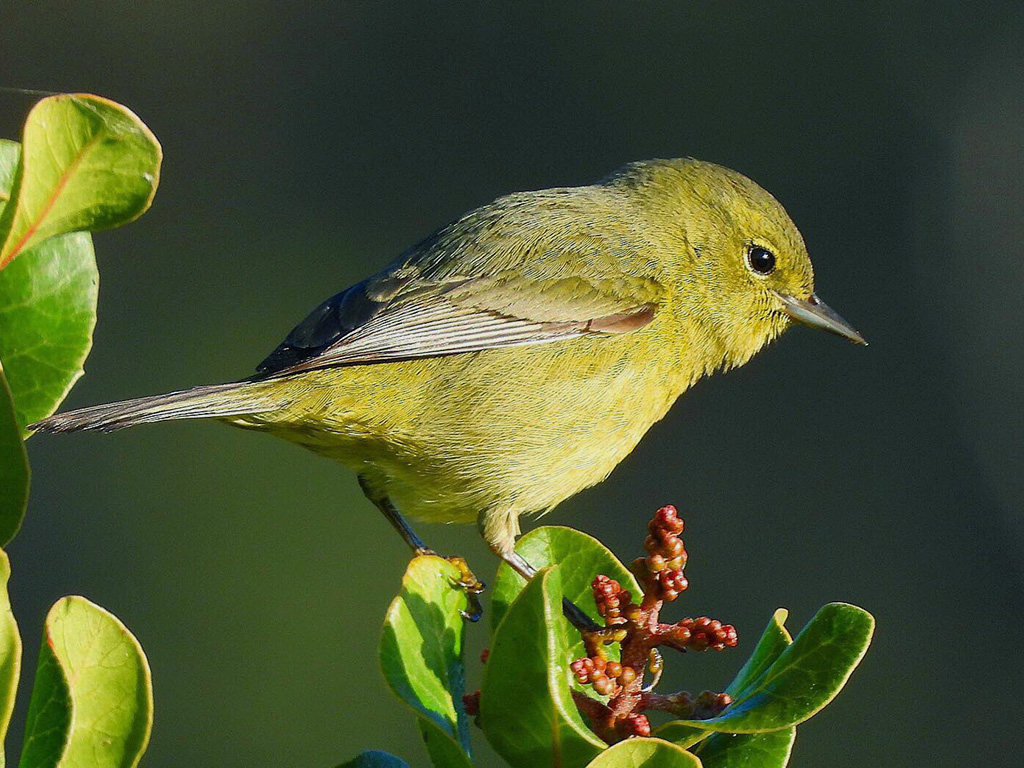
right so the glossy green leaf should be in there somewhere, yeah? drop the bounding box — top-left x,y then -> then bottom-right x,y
380,555 -> 472,768
0,231 -> 97,433
677,603 -> 874,733
725,609 -> 792,699
19,596 -> 153,768
0,367 -> 29,545
693,729 -> 795,768
0,550 -> 22,768
0,140 -> 17,200
336,751 -> 413,768
491,526 -> 641,636
584,737 -> 702,767
0,139 -> 98,433
0,94 -> 160,270
652,724 -> 708,752
480,565 -> 605,768
417,718 -> 472,768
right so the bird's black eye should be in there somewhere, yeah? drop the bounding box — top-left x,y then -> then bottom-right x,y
746,246 -> 776,275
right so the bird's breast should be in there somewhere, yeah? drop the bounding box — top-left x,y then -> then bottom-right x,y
275,331 -> 696,523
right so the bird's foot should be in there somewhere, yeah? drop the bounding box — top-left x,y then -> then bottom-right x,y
422,552 -> 485,622
448,556 -> 485,622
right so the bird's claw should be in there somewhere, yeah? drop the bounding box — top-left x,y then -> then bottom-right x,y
447,555 -> 485,622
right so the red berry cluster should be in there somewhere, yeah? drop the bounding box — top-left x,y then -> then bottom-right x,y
462,690 -> 481,718
592,575 -> 633,625
461,649 -> 488,723
463,506 -> 738,745
462,692 -> 481,729
641,505 -> 689,603
572,576 -> 637,697
571,653 -> 638,697
668,616 -> 738,652
564,506 -> 739,745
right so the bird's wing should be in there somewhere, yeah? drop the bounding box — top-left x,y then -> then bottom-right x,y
256,192 -> 665,376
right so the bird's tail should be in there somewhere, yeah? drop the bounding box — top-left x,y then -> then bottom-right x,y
29,380 -> 285,434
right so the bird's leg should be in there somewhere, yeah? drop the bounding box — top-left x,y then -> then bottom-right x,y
359,476 -> 484,621
481,508 -> 600,633
372,490 -> 431,555
380,495 -> 485,621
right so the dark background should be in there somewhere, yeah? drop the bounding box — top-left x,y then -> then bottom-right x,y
2,2 -> 1022,766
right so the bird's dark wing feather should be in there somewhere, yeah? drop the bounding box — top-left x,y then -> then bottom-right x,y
256,189 -> 665,376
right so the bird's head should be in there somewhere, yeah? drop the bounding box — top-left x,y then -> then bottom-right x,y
609,159 -> 865,369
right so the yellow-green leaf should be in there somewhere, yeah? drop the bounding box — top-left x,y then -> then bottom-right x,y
0,137 -> 99,437
726,609 -> 793,700
0,221 -> 97,435
0,551 -> 22,768
0,367 -> 29,545
19,597 -> 153,768
584,737 -> 702,767
380,556 -> 472,768
481,565 -> 605,768
694,729 -> 796,768
0,95 -> 160,270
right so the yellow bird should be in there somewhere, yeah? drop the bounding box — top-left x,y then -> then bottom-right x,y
32,158 -> 864,598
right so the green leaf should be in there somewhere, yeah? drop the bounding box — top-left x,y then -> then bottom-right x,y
19,596 -> 153,768
677,603 -> 874,733
480,565 -> 605,768
0,232 -> 97,435
693,729 -> 796,768
652,724 -> 708,752
336,751 -> 413,768
491,526 -> 641,636
0,140 -> 98,433
0,94 -> 160,270
584,737 -> 702,767
380,556 -> 472,768
417,719 -> 471,768
725,610 -> 793,699
0,551 -> 22,768
0,140 -> 17,198
0,367 -> 29,545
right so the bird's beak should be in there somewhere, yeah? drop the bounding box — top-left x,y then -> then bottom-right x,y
776,292 -> 867,345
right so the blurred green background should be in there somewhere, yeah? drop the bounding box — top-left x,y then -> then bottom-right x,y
2,2 -> 1022,766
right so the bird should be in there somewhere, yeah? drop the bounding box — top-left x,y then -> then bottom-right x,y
30,158 -> 865,608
